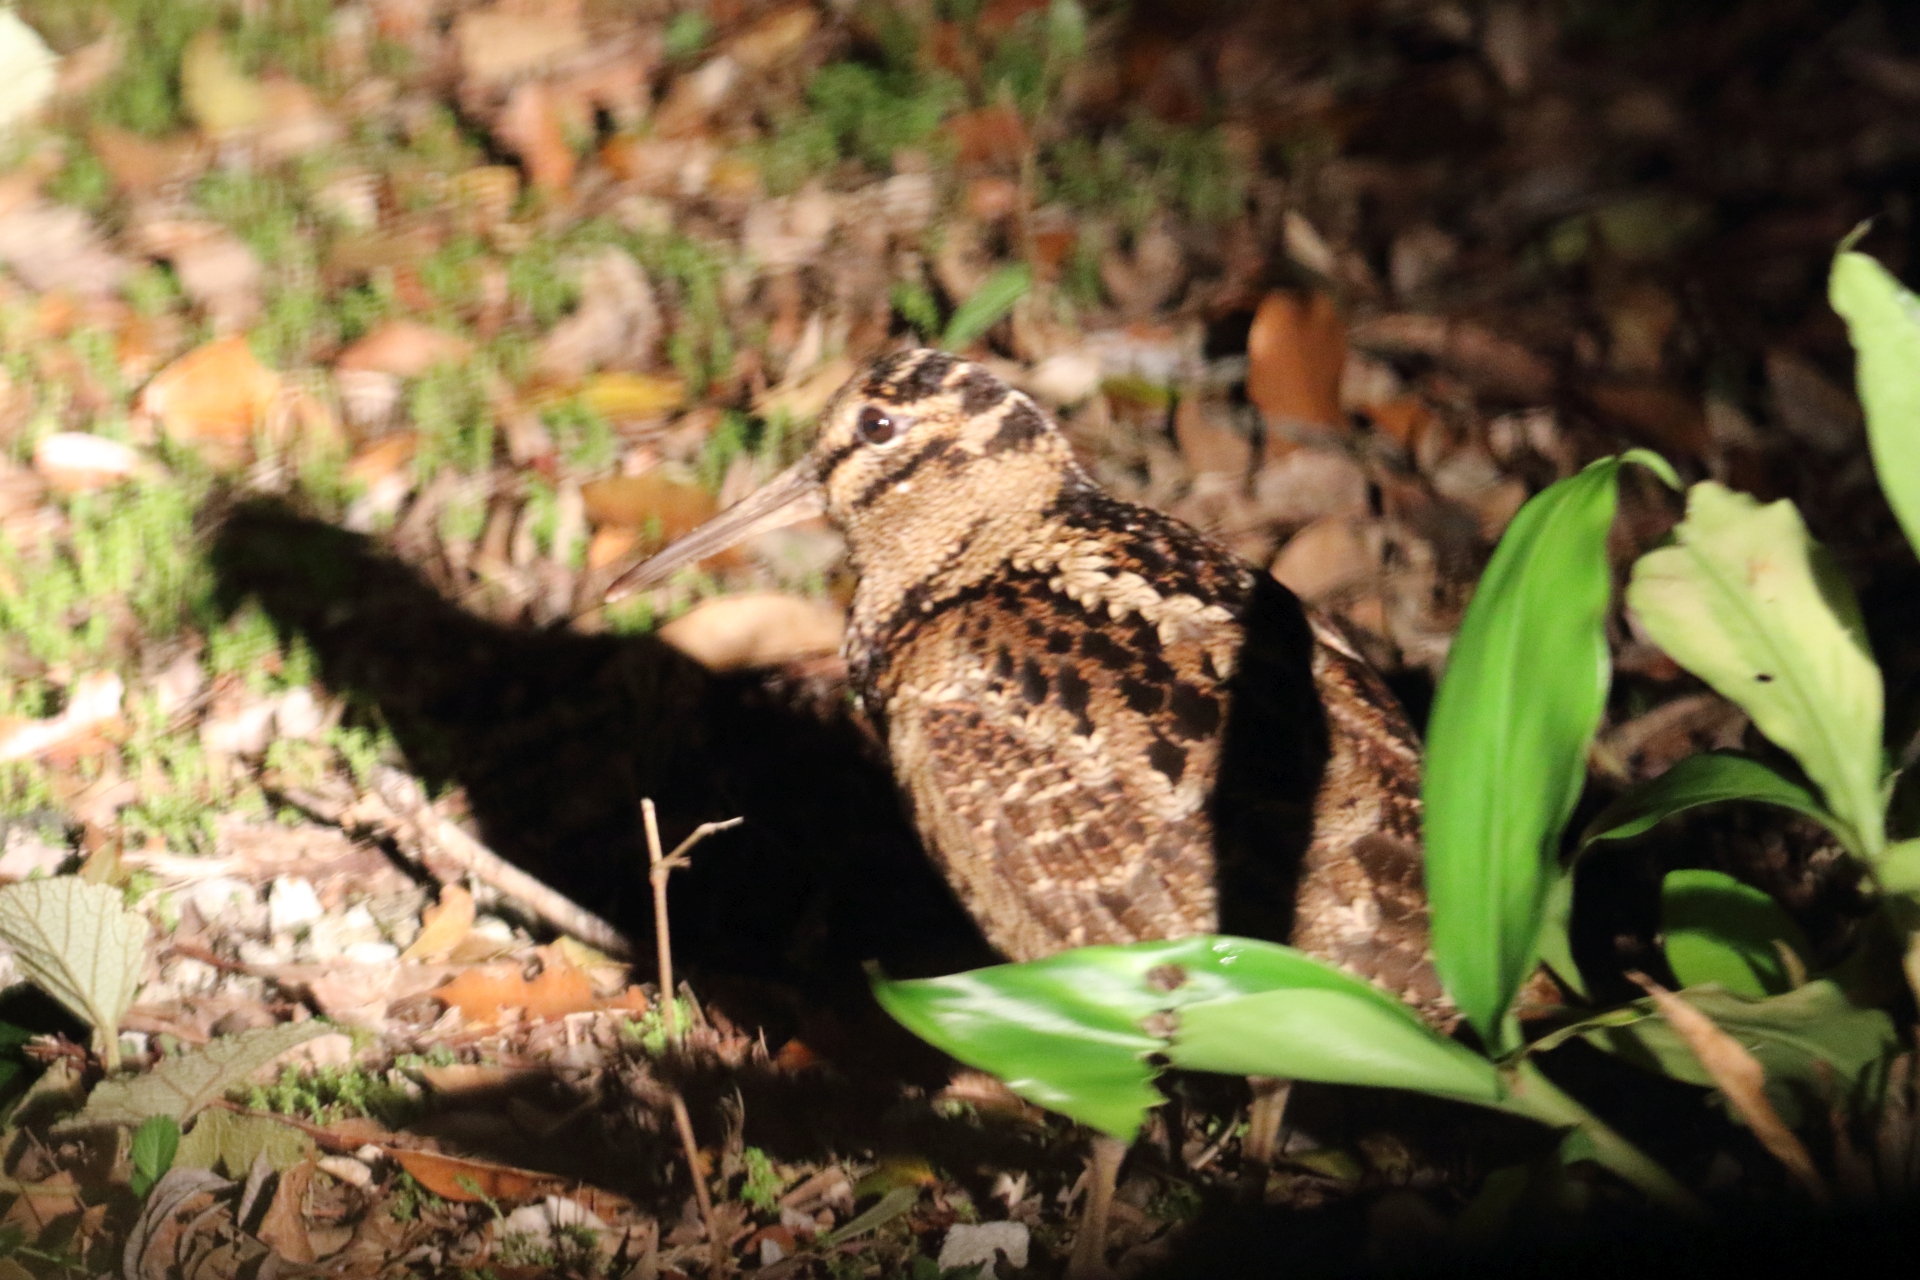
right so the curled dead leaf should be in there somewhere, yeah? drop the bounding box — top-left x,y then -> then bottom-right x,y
139,336 -> 280,451
1247,291 -> 1346,435
400,883 -> 475,963
497,81 -> 576,195
387,1148 -> 564,1204
656,594 -> 846,671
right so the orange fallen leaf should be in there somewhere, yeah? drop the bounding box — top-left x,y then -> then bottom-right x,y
434,946 -> 595,1023
0,1171 -> 81,1235
580,472 -> 715,536
400,883 -> 475,963
344,433 -> 417,486
587,525 -> 640,572
385,1148 -> 562,1204
497,81 -> 576,195
139,335 -> 279,448
336,321 -> 472,377
1363,396 -> 1438,451
88,125 -> 209,196
1247,290 -> 1345,434
255,1160 -> 317,1263
948,105 -> 1029,170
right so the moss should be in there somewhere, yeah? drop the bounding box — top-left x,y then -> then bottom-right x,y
542,399 -> 618,474
807,63 -> 961,171
663,10 -> 712,61
410,363 -> 496,478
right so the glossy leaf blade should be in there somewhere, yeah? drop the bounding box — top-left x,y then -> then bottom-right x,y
1578,752 -> 1852,854
1830,250 -> 1920,559
873,936 -> 1496,1139
1878,838 -> 1920,895
1424,453 -> 1672,1041
1625,482 -> 1885,858
942,265 -> 1031,352
1169,989 -> 1501,1102
1660,869 -> 1811,998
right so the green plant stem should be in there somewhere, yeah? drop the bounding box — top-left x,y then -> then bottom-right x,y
1496,1058 -> 1706,1217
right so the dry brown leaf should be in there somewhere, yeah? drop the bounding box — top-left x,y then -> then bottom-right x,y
1363,396 -> 1438,452
1586,381 -> 1709,459
88,125 -> 210,196
450,165 -> 521,233
0,1171 -> 82,1236
0,200 -> 131,298
578,373 -> 684,420
344,433 -> 417,486
336,321 -> 473,377
139,335 -> 280,449
455,0 -> 588,85
580,472 -> 715,536
386,1147 -> 564,1204
949,105 -> 1030,170
1271,516 -> 1374,603
433,946 -> 596,1023
1247,291 -> 1346,434
725,4 -> 820,69
1765,348 -> 1863,455
1173,395 -> 1252,477
132,219 -> 264,332
1349,314 -> 1557,403
533,250 -> 663,381
417,1063 -> 543,1095
656,594 -> 846,671
256,1160 -> 317,1263
400,883 -> 475,963
1630,973 -> 1829,1203
497,81 -> 576,195
587,525 -> 640,572
255,76 -> 343,162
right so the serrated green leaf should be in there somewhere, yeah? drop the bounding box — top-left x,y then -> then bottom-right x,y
0,878 -> 148,1067
175,1107 -> 316,1177
1830,250 -> 1920,560
1626,482 -> 1885,859
130,1115 -> 180,1198
941,265 -> 1031,352
1424,452 -> 1675,1043
1578,752 -> 1851,852
68,1022 -> 334,1129
1660,869 -> 1810,998
1576,980 -> 1896,1126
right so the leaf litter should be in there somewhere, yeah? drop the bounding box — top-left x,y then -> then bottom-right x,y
0,0 -> 1910,1274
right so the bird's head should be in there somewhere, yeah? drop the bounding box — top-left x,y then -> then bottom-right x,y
607,349 -> 1082,600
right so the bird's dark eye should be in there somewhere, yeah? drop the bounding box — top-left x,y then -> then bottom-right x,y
857,405 -> 896,445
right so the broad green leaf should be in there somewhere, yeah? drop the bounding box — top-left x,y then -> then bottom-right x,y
1830,250 -> 1920,559
1533,872 -> 1586,999
0,878 -> 148,1068
175,1107 -> 315,1177
69,1022 -> 334,1129
1626,482 -> 1885,858
1660,869 -> 1810,998
1578,752 -> 1852,853
872,949 -> 1169,1140
875,935 -> 1497,1140
1878,838 -> 1920,895
1424,451 -> 1676,1042
942,265 -> 1031,352
130,1115 -> 180,1198
1168,990 -> 1500,1102
1576,980 -> 1896,1125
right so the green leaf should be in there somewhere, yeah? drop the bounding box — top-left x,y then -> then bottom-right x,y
1878,838 -> 1920,895
1578,752 -> 1851,851
1660,869 -> 1810,998
941,265 -> 1031,352
1533,872 -> 1586,999
0,877 -> 148,1069
1167,989 -> 1501,1103
175,1107 -> 315,1177
875,936 -> 1501,1140
1424,452 -> 1676,1042
68,1022 -> 335,1129
1830,250 -> 1920,560
130,1115 -> 180,1198
1625,482 -> 1885,858
1576,980 -> 1897,1125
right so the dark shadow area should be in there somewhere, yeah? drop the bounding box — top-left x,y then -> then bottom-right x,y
207,496 -> 997,1070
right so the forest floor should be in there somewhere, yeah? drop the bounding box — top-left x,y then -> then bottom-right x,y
0,0 -> 1917,1276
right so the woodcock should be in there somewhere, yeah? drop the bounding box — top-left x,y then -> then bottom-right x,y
609,348 -> 1449,1271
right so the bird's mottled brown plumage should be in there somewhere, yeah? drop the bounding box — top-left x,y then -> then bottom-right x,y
616,348 -> 1449,1024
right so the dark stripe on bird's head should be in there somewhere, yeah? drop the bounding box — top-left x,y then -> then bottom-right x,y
864,349 -> 957,403
955,366 -> 1011,415
989,399 -> 1045,452
852,435 -> 958,509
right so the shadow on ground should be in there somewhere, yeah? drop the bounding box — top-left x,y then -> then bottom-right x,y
207,495 -> 997,1069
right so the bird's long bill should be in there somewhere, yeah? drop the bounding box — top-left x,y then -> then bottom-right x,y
604,459 -> 825,600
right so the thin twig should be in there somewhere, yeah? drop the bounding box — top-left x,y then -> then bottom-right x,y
642,796 -> 743,1278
